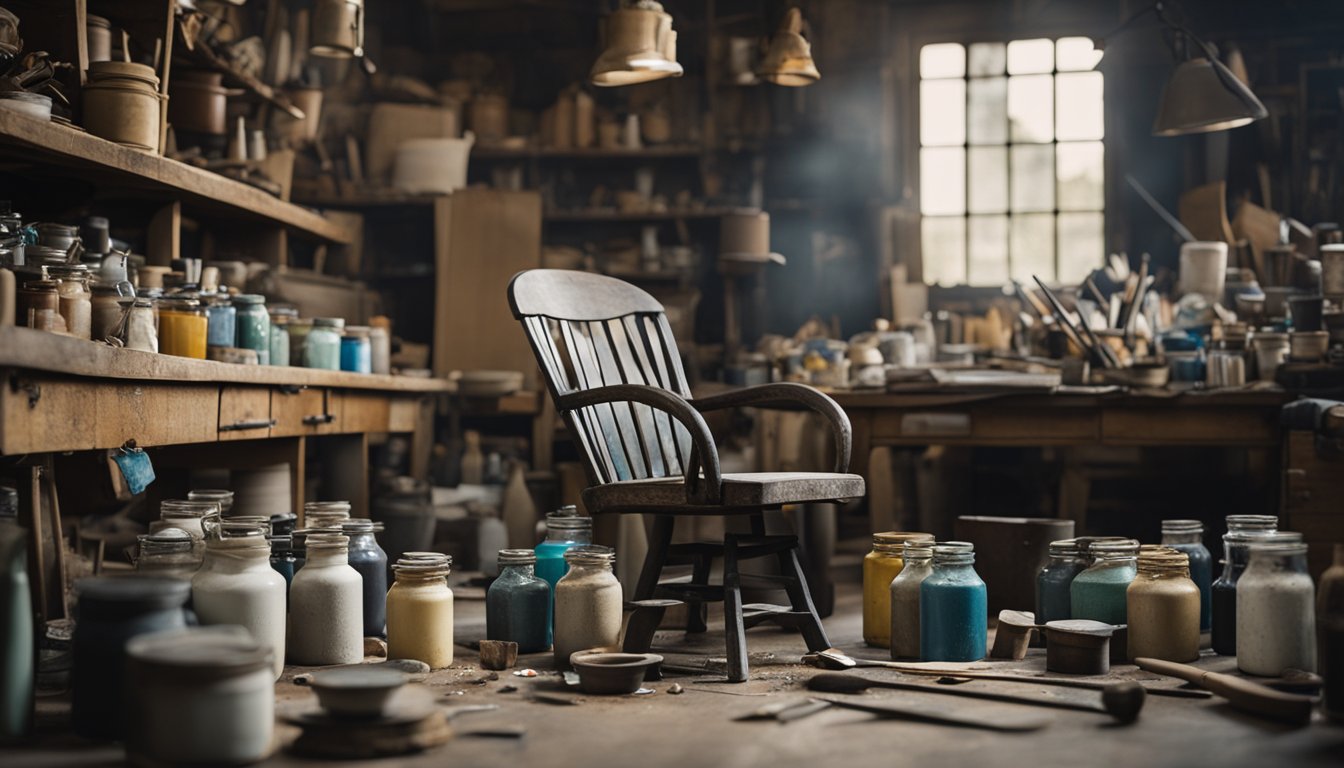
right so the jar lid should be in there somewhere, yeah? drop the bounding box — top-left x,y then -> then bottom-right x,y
546,506 -> 591,530
564,544 -> 615,565
1090,539 -> 1140,556
158,296 -> 202,310
313,317 -> 345,329
340,518 -> 383,533
305,500 -> 352,514
872,531 -> 934,546
233,294 -> 265,305
1138,547 -> 1188,568
1161,519 -> 1202,533
344,325 -> 371,338
87,60 -> 159,87
1247,540 -> 1308,557
1047,538 -> 1079,555
127,626 -> 272,678
188,488 -> 234,505
160,499 -> 220,518
87,13 -> 110,29
75,576 -> 191,618
1226,514 -> 1277,531
497,548 -> 537,566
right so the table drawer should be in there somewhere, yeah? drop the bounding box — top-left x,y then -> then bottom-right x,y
1,378 -> 218,453
342,392 -> 391,433
271,386 -> 342,436
219,386 -> 273,441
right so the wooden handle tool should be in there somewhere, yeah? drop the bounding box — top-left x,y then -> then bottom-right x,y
816,697 -> 1051,732
1132,657 -> 1315,726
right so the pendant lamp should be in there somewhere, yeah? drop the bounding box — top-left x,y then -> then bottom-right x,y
756,7 -> 819,86
1151,37 -> 1267,136
310,0 -> 364,58
590,1 -> 683,87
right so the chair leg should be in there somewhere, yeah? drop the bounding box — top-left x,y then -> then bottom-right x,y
722,535 -> 749,682
634,514 -> 674,601
777,544 -> 831,652
686,553 -> 710,633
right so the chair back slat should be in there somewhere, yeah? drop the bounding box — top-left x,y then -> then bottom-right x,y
510,270 -> 693,487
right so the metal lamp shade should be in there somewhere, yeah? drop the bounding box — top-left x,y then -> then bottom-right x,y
756,8 -> 819,86
310,0 -> 364,58
591,5 -> 683,87
1152,56 -> 1267,136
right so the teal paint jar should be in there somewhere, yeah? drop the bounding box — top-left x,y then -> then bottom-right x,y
205,295 -> 235,348
1070,539 -> 1140,626
304,317 -> 344,370
919,542 -> 987,662
487,549 -> 552,653
233,294 -> 270,365
340,326 -> 372,374
535,506 -> 592,590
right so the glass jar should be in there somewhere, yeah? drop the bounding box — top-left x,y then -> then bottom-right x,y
1238,540 -> 1316,676
386,554 -> 455,668
1073,536 -> 1131,565
268,535 -> 297,594
304,317 -> 343,369
1036,538 -> 1085,627
157,499 -> 220,542
305,500 -> 352,531
341,518 -> 389,637
1320,544 -> 1344,722
340,325 -> 372,374
233,294 -> 270,364
487,548 -> 552,653
158,297 -> 208,359
554,545 -> 621,667
286,318 -> 313,365
863,531 -> 933,648
134,528 -> 199,580
188,488 -> 234,516
1211,516 -> 1283,656
48,264 -> 92,339
287,533 -> 364,665
90,283 -> 125,341
889,539 -> 935,659
71,576 -> 191,740
369,325 -> 390,374
205,294 -> 236,348
268,309 -> 295,367
1160,520 -> 1212,632
535,505 -> 592,590
124,297 -> 157,352
1070,539 -> 1139,626
191,526 -> 288,679
18,279 -> 62,332
919,542 -> 986,662
1127,547 -> 1200,662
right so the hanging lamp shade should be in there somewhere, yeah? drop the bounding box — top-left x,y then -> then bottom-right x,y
756,7 -> 819,86
1152,50 -> 1267,136
310,0 -> 364,58
590,1 -> 683,87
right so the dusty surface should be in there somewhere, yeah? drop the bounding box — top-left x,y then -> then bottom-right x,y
6,573 -> 1343,768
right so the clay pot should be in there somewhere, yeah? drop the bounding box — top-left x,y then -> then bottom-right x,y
169,70 -> 230,136
84,62 -> 161,151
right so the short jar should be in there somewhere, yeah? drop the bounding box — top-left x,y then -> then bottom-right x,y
233,294 -> 270,364
1036,538 -> 1085,626
919,542 -> 987,662
1127,547 -> 1200,662
386,554 -> 455,668
553,545 -> 621,667
487,548 -> 552,653
1238,540 -> 1316,676
340,325 -> 372,374
1070,539 -> 1140,626
304,317 -> 344,370
205,294 -> 236,348
158,296 -> 208,359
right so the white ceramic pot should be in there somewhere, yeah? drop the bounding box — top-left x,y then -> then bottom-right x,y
391,132 -> 475,194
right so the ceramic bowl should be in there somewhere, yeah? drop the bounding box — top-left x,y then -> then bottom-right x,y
454,369 -> 524,398
569,652 -> 662,695
309,666 -> 408,719
1290,330 -> 1329,361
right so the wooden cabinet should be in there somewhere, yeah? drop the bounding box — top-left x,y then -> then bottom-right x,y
1282,430 -> 1344,580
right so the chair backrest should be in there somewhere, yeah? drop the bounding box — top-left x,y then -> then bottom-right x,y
508,269 -> 694,486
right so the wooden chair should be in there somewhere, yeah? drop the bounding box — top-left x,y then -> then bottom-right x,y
508,269 -> 865,681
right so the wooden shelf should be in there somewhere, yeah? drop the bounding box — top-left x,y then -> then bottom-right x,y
0,112 -> 351,244
473,144 -> 704,160
544,207 -> 732,222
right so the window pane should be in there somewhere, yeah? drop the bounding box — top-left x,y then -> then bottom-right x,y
1056,37 -> 1102,71
1011,213 -> 1055,281
1058,212 -> 1104,283
922,216 -> 967,285
1007,38 -> 1053,74
921,147 -> 966,215
968,146 -> 1008,213
920,43 -> 965,78
968,42 -> 1006,76
967,77 -> 1007,145
1008,75 -> 1054,142
1057,142 -> 1104,211
969,214 -> 1009,285
921,79 -> 966,146
1056,72 -> 1104,140
1011,144 -> 1054,212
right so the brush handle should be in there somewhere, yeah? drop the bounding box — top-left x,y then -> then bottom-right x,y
818,697 -> 1050,732
1133,658 -> 1315,725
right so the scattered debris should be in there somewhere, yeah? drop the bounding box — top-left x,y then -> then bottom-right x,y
498,685 -> 518,694
513,668 -> 538,677
668,683 -> 684,695
480,640 -> 519,671
363,638 -> 388,658
292,673 -> 313,686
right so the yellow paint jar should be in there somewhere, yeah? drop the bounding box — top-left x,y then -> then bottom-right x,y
157,297 -> 207,359
386,554 -> 454,669
863,531 -> 934,647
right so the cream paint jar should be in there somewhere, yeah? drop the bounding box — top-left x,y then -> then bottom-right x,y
287,533 -> 363,665
191,526 -> 288,679
125,626 -> 275,765
553,545 -> 622,668
386,554 -> 455,668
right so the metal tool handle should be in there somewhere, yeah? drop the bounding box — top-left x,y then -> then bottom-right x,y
220,418 -> 277,432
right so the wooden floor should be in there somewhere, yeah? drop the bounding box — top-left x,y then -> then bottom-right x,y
6,565 -> 1342,767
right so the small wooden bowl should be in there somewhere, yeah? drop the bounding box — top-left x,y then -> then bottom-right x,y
1043,620 -> 1116,675
310,666 -> 408,719
569,652 -> 663,695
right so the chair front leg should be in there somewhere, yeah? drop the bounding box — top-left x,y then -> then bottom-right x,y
723,535 -> 749,683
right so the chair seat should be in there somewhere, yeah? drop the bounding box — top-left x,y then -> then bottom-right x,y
582,471 -> 865,515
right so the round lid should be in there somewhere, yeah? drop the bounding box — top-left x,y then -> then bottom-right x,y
313,317 -> 346,329
87,60 -> 159,86
233,293 -> 265,305
872,531 -> 934,546
75,576 -> 191,618
158,296 -> 202,310
86,14 -> 111,29
127,626 -> 272,677
497,548 -> 537,566
344,325 -> 371,338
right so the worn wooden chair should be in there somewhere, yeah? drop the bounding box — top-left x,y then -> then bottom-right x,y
508,269 -> 865,681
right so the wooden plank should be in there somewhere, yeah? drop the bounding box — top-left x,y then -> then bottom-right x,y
1102,408 -> 1279,447
340,391 -> 391,433
0,110 -> 350,243
271,387 -> 339,436
219,386 -> 273,441
1,377 -> 218,453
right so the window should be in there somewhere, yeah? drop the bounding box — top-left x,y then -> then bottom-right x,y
919,38 -> 1104,286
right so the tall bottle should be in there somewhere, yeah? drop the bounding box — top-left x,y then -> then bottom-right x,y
1036,538 -> 1085,626
919,542 -> 987,662
0,486 -> 32,738
535,506 -> 592,590
889,539 -> 935,660
287,533 -> 363,665
386,554 -> 455,668
501,460 -> 538,550
341,519 -> 389,637
1319,544 -> 1344,722
863,531 -> 933,648
1160,519 -> 1212,632
1211,515 -> 1280,655
191,522 -> 288,679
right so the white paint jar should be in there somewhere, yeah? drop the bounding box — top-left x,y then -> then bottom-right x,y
191,527 -> 288,679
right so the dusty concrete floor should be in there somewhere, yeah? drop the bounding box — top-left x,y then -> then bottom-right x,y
6,562 -> 1343,768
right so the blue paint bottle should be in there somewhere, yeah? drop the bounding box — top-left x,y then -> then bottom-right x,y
1160,520 -> 1212,632
920,542 -> 987,662
534,506 -> 592,590
487,549 -> 552,652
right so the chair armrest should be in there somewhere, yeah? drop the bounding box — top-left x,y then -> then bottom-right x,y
692,383 -> 852,473
555,384 -> 722,505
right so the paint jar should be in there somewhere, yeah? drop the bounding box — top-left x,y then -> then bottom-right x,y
287,533 -> 364,665
889,538 -> 935,659
1238,539 -> 1316,675
90,284 -> 125,342
919,542 -> 987,662
233,294 -> 270,365
1070,539 -> 1139,626
134,528 -> 200,580
205,294 -> 236,348
1073,536 -> 1131,565
188,488 -> 235,516
158,297 -> 208,359
48,264 -> 92,339
268,535 -> 297,595
0,486 -> 32,739
341,518 -> 389,637
304,500 -> 352,531
191,524 -> 288,679
287,318 -> 313,365
369,325 -> 390,374
341,325 -> 372,373
1160,519 -> 1212,632
1320,544 -> 1344,722
125,626 -> 275,765
1253,332 -> 1289,381
125,298 -> 157,352
71,576 -> 191,739
863,531 -> 934,648
269,309 -> 294,366
386,554 -> 455,668
1127,547 -> 1200,662
487,548 -> 553,653
554,545 -> 621,668
18,280 -> 61,331
535,505 -> 592,590
1036,538 -> 1085,627
304,317 -> 344,369
1211,515 -> 1281,656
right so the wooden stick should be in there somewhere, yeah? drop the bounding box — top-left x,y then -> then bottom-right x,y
44,459 -> 70,620
29,467 -> 47,627
1134,657 -> 1314,725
